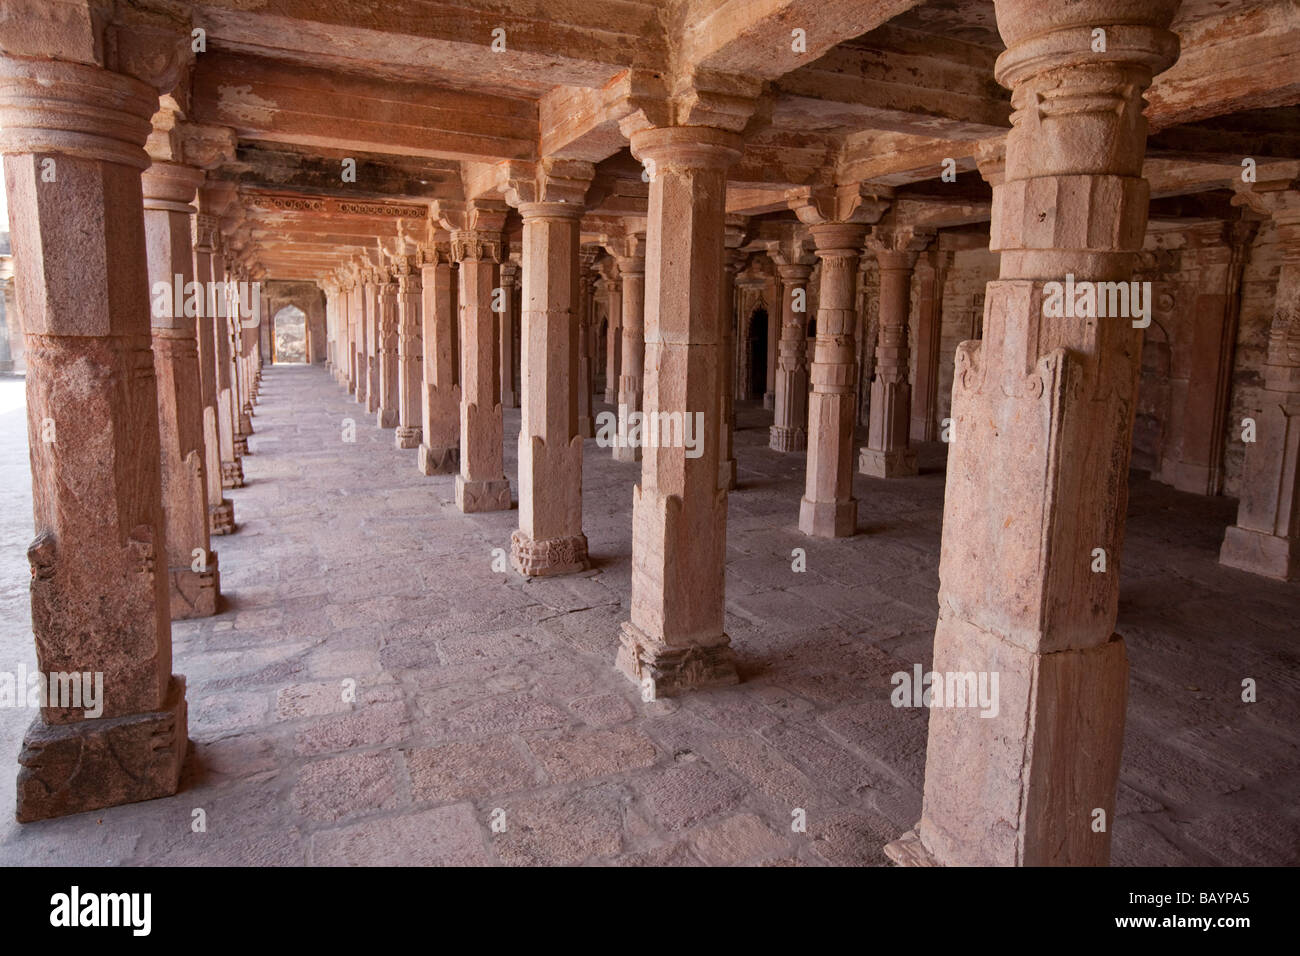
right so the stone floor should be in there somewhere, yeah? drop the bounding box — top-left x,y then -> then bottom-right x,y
0,365 -> 1297,866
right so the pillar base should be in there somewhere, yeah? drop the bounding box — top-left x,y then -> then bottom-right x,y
509,529 -> 589,578
242,402 -> 253,420
418,443 -> 459,475
233,436 -> 249,457
239,413 -> 252,435
912,615 -> 1127,866
882,828 -> 940,867
221,459 -> 244,489
720,458 -> 737,491
579,416 -> 595,439
799,496 -> 857,538
1219,525 -> 1296,581
502,390 -> 517,408
615,622 -> 739,700
395,426 -> 422,450
763,392 -> 775,410
209,499 -> 235,536
859,446 -> 917,478
377,408 -> 398,429
603,387 -> 617,404
769,425 -> 807,452
169,559 -> 220,620
612,443 -> 641,463
16,676 -> 188,824
455,475 -> 511,513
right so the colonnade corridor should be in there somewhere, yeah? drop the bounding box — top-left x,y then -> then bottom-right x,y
0,365 -> 1293,865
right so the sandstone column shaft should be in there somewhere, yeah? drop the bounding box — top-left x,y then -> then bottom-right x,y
454,232 -> 510,511
577,271 -> 595,439
764,274 -> 781,409
143,161 -> 219,618
1221,193 -> 1300,579
615,257 -> 645,462
860,233 -> 926,478
500,261 -> 519,408
395,257 -> 424,449
770,264 -> 812,451
603,275 -> 622,404
211,253 -> 243,487
510,205 -> 589,575
192,207 -> 233,534
800,224 -> 866,536
910,247 -> 950,442
364,275 -> 380,415
889,0 -> 1182,868
719,256 -> 740,489
376,272 -> 399,428
616,126 -> 742,699
418,249 -> 461,474
1,54 -> 187,822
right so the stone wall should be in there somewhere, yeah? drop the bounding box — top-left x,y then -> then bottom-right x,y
933,248 -> 998,427
1228,218 -> 1284,498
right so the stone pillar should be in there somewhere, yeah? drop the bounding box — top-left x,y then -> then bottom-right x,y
886,0 -> 1181,868
614,245 -> 646,462
719,246 -> 743,489
394,254 -> 424,449
770,261 -> 813,452
510,202 -> 589,575
375,267 -> 399,428
418,245 -> 461,474
1221,186 -> 1300,579
0,53 -> 188,822
859,226 -> 930,478
499,259 -> 519,408
616,125 -> 743,699
142,160 -> 220,618
212,251 -> 244,488
239,305 -> 256,423
227,270 -> 253,450
910,245 -> 951,442
800,223 -> 867,536
352,275 -> 366,401
226,266 -> 251,458
764,273 -> 781,409
602,263 -> 622,405
0,264 -> 23,372
191,205 -> 234,534
453,228 -> 511,511
364,271 -> 380,415
1154,220 -> 1255,496
577,250 -> 599,438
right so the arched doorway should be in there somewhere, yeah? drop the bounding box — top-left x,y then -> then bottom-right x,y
272,305 -> 308,364
747,306 -> 768,399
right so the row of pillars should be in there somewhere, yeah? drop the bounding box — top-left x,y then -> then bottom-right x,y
3,0 -> 1297,863
0,53 -> 274,820
317,0 -> 1296,867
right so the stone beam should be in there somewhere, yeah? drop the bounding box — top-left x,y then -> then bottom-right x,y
838,131 -> 981,186
191,53 -> 536,164
191,0 -> 667,93
728,128 -> 837,189
1148,2 -> 1300,130
771,29 -> 1010,140
678,0 -> 921,81
227,145 -> 464,203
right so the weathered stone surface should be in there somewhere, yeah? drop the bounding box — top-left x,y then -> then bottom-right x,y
16,678 -> 187,823
406,737 -> 538,802
312,804 -> 491,866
